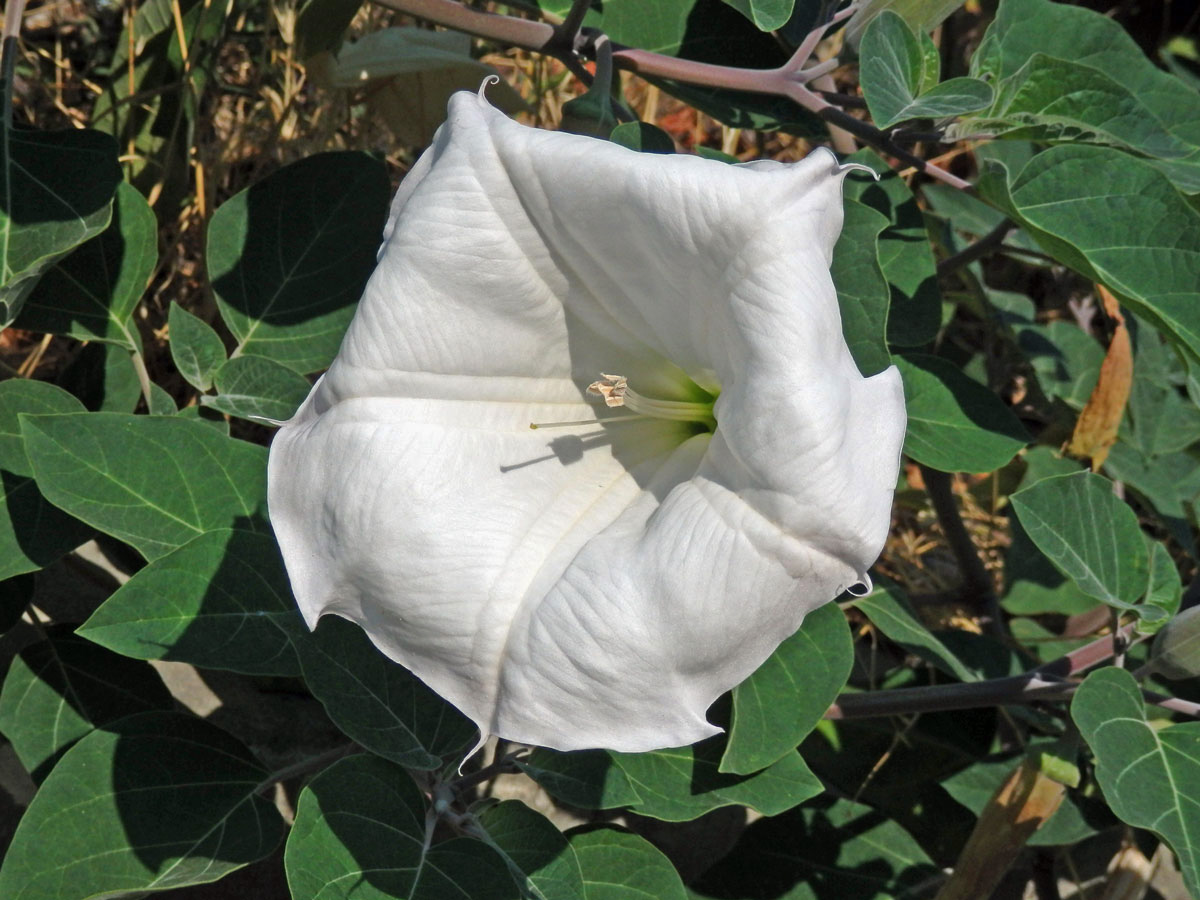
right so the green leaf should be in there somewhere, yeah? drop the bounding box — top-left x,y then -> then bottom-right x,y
1010,471 -> 1150,613
567,827 -> 687,900
1142,540 -> 1182,631
860,12 -> 991,129
16,182 -> 156,349
209,151 -> 389,374
722,0 -> 796,31
516,748 -> 642,811
20,412 -> 269,561
609,122 -> 676,154
320,29 -> 528,147
854,580 -> 978,681
168,302 -> 226,391
844,154 -> 941,346
1072,666 -> 1200,897
292,616 -> 477,770
722,602 -> 853,774
0,710 -> 283,899
895,353 -> 1029,472
963,0 -> 1200,192
0,380 -> 92,579
476,801 -> 586,900
832,197 -> 892,377
203,355 -> 312,423
294,0 -> 363,57
845,0 -> 969,48
1150,607 -> 1200,681
612,736 -> 822,822
0,626 -> 174,781
980,146 -> 1200,365
0,128 -> 121,327
286,754 -> 518,900
691,798 -> 938,899
78,529 -> 302,676
1002,514 -> 1098,617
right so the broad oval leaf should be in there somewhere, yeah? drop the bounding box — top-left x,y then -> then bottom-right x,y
16,181 -> 157,349
853,580 -> 978,681
0,380 -> 93,579
293,616 -> 477,770
0,128 -> 121,327
844,155 -> 941,346
895,353 -> 1029,472
832,197 -> 892,377
567,826 -> 687,900
980,145 -> 1200,364
723,601 -> 853,775
1010,471 -> 1149,611
515,748 -> 642,811
963,0 -> 1200,192
476,801 -> 586,900
19,412 -> 269,561
168,301 -> 227,391
859,12 -> 991,128
208,151 -> 390,374
691,798 -> 939,899
78,529 -> 302,676
0,710 -> 283,899
1072,666 -> 1200,897
285,754 -> 518,900
611,734 -> 822,822
0,626 -> 174,781
203,354 -> 312,422
721,0 -> 796,31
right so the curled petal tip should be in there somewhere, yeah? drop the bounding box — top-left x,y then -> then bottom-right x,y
839,160 -> 880,180
477,74 -> 501,100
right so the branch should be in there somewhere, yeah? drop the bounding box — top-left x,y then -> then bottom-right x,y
937,220 -> 1016,276
367,0 -> 974,190
825,623 -> 1200,721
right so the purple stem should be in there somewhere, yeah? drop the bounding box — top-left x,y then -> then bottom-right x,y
368,0 -> 973,190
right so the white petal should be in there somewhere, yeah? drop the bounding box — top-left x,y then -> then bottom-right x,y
268,91 -> 906,752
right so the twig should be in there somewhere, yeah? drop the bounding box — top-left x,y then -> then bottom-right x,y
920,465 -> 1004,634
367,0 -> 973,190
937,219 -> 1015,276
254,742 -> 359,794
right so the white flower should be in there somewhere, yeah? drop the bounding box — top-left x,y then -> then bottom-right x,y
267,88 -> 906,754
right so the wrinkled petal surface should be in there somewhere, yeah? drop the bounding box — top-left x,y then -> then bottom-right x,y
268,91 -> 906,752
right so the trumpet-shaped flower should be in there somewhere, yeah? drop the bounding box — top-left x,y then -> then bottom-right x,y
267,88 -> 906,754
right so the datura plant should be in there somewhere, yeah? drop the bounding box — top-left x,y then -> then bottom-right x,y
6,0 -> 1200,897
268,87 -> 907,753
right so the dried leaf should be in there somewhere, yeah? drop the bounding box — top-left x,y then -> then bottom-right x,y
1066,285 -> 1133,469
934,755 -> 1067,900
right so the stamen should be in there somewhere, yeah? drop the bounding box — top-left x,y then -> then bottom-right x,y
529,414 -> 646,430
530,373 -> 716,430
